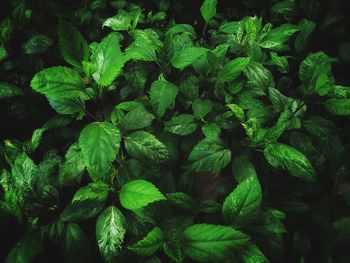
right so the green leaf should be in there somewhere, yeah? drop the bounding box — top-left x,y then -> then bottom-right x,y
165,114 -> 198,136
72,182 -> 110,203
182,224 -> 249,262
299,52 -> 333,91
48,97 -> 85,115
30,66 -> 87,99
269,52 -> 289,73
232,155 -> 257,182
239,243 -> 268,263
128,227 -> 164,256
123,107 -> 155,131
79,122 -> 121,182
171,47 -> 207,69
166,192 -> 195,210
227,104 -> 245,122
264,143 -> 316,181
325,98 -> 350,115
124,131 -> 170,163
259,24 -> 299,48
185,138 -> 231,172
103,14 -> 131,31
58,19 -> 89,67
217,57 -> 251,82
22,34 -> 53,54
59,143 -> 85,186
119,179 -> 166,210
200,0 -> 217,23
192,99 -> 213,119
96,206 -> 126,262
222,175 -> 262,228
5,229 -> 43,263
0,82 -> 24,98
92,33 -> 125,86
201,123 -> 221,139
150,79 -> 178,117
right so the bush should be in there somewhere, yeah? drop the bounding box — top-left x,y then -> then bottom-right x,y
1,0 -> 350,262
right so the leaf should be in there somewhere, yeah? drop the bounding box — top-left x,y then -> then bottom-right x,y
166,192 -> 195,210
149,79 -> 178,117
201,123 -> 221,139
103,14 -> 131,31
185,138 -> 231,172
128,227 -> 164,256
0,82 -> 24,98
92,33 -> 125,86
119,179 -> 166,210
22,34 -> 53,54
30,66 -> 87,99
192,99 -> 213,119
72,182 -> 110,203
325,99 -> 350,115
124,131 -> 170,163
171,47 -> 207,69
259,24 -> 299,48
182,224 -> 249,262
200,0 -> 218,23
239,243 -> 268,263
165,114 -> 198,136
58,19 -> 89,67
269,52 -> 289,73
299,52 -> 333,91
96,206 -> 126,262
5,228 -> 43,263
264,143 -> 316,181
79,122 -> 121,182
217,57 -> 251,82
123,107 -> 155,131
59,143 -> 86,186
232,155 -> 257,182
48,97 -> 85,115
222,175 -> 262,228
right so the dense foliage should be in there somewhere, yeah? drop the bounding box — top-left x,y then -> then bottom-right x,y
1,0 -> 350,262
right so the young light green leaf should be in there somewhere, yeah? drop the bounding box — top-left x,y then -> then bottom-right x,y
182,224 -> 249,262
124,131 -> 170,163
128,227 -> 164,256
149,79 -> 178,117
30,66 -> 87,99
222,175 -> 262,228
185,138 -> 231,172
325,98 -> 350,115
72,182 -> 110,203
200,0 -> 217,23
119,179 -> 166,210
79,122 -> 121,182
264,143 -> 316,181
102,14 -> 131,31
165,114 -> 198,136
171,47 -> 207,69
92,33 -> 125,86
259,24 -> 299,48
58,19 -> 89,67
217,57 -> 251,82
96,206 -> 126,263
